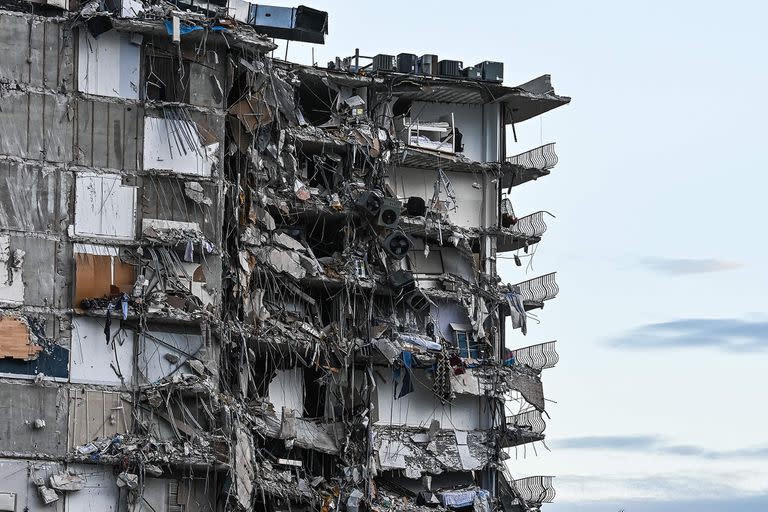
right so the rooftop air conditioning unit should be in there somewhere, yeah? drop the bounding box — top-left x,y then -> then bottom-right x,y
372,54 -> 395,72
418,54 -> 438,75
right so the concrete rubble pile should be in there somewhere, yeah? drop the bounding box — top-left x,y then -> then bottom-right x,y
0,0 -> 569,510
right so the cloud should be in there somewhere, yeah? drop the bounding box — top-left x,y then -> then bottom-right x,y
553,435 -> 768,460
547,494 -> 768,512
608,318 -> 768,351
640,257 -> 743,275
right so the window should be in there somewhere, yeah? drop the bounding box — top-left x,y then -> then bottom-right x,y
452,324 -> 479,359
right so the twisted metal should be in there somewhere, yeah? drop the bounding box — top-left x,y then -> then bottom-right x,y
513,476 -> 556,505
513,272 -> 559,303
511,341 -> 559,370
506,143 -> 558,170
508,211 -> 548,238
506,409 -> 546,435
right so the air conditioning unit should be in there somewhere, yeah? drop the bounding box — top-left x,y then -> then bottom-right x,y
418,54 -> 438,75
377,197 -> 401,228
382,233 -> 412,260
372,54 -> 395,72
397,53 -> 418,74
476,61 -> 504,82
461,66 -> 482,79
355,191 -> 383,217
405,196 -> 426,217
438,60 -> 462,77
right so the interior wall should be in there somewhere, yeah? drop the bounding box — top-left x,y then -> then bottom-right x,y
410,101 -> 501,162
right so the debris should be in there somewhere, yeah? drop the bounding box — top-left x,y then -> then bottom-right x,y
50,472 -> 87,492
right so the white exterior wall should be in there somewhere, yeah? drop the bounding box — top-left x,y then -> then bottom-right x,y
410,101 -> 501,163
78,30 -> 140,100
268,367 -> 305,417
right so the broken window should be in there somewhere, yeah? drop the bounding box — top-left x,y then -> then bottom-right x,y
144,50 -> 190,102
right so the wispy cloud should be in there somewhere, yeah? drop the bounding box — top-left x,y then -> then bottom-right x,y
608,318 -> 768,351
553,435 -> 768,460
640,257 -> 743,275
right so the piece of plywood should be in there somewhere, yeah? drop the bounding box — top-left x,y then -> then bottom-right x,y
0,316 -> 41,360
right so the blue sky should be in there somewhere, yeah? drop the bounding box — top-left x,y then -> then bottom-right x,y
267,1 -> 768,509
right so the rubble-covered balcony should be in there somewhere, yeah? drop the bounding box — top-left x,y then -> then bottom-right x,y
502,409 -> 546,448
501,143 -> 559,188
497,210 -> 550,253
499,472 -> 556,512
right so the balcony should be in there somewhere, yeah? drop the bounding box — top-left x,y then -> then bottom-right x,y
501,143 -> 559,188
499,468 -> 556,511
497,210 -> 550,252
513,272 -> 559,310
502,409 -> 546,448
509,341 -> 559,371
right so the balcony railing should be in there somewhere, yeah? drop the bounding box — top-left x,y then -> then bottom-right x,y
506,409 -> 546,436
506,143 -> 558,171
508,211 -> 548,239
512,476 -> 556,506
512,272 -> 559,306
509,341 -> 559,371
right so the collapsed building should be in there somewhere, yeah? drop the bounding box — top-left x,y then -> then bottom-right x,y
0,0 -> 570,510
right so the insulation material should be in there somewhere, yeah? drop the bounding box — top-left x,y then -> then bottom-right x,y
268,368 -> 305,418
0,316 -> 41,360
0,384 -> 68,456
67,389 -> 132,450
74,174 -> 137,239
0,14 -> 73,90
0,91 -> 73,163
77,29 -> 140,99
0,161 -> 64,233
143,116 -> 219,176
70,317 -> 134,386
137,329 -> 204,384
0,235 -> 23,305
73,244 -> 135,305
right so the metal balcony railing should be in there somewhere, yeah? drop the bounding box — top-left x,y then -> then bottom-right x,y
508,211 -> 548,239
510,341 -> 559,371
506,409 -> 546,436
512,272 -> 559,304
506,143 -> 558,170
512,476 -> 556,506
